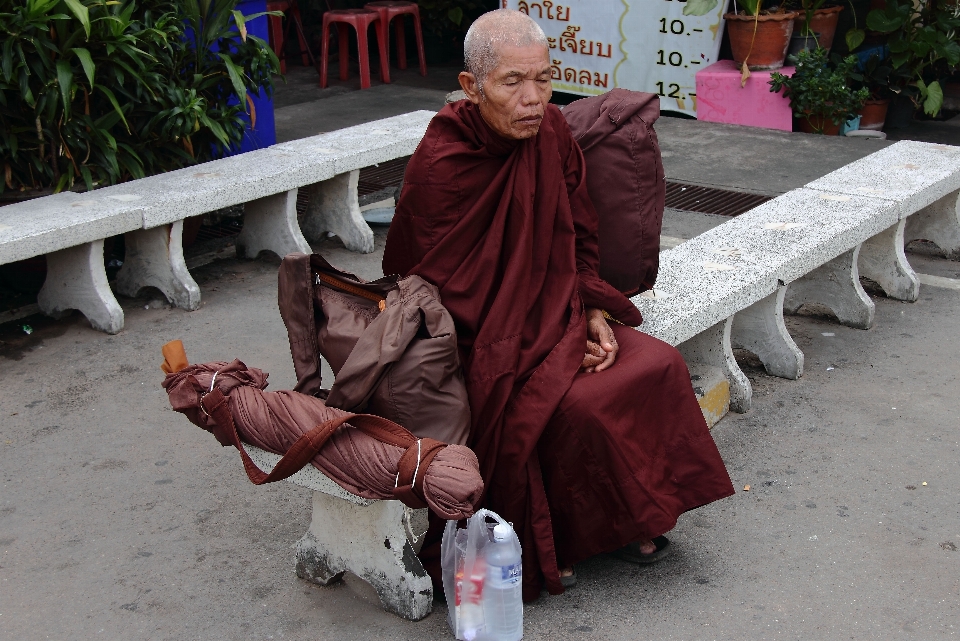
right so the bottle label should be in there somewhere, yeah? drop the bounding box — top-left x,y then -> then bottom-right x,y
489,562 -> 521,589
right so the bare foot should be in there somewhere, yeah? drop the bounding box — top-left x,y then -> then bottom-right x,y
560,567 -> 575,578
637,539 -> 656,555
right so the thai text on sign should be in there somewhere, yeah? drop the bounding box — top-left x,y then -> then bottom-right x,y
502,0 -> 725,116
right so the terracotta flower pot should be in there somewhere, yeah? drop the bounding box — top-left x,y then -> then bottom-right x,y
858,98 -> 890,130
798,113 -> 842,135
793,5 -> 843,51
724,11 -> 799,71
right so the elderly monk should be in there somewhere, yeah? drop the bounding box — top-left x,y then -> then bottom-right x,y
382,9 -> 735,600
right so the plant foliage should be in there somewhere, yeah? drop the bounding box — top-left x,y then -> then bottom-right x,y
417,0 -> 484,37
769,47 -> 870,130
865,0 -> 960,115
0,0 -> 281,195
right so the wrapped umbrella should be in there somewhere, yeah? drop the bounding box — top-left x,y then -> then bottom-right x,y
161,341 -> 482,520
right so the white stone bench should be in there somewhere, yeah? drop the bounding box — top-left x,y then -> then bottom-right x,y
244,445 -> 433,621
0,111 -> 436,333
0,192 -> 144,333
635,140 -> 960,421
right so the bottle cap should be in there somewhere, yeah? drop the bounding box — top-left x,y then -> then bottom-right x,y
493,522 -> 512,542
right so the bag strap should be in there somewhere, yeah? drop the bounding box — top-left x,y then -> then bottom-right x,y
316,272 -> 387,312
199,387 -> 447,509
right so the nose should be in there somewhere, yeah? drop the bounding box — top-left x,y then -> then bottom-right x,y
520,79 -> 542,107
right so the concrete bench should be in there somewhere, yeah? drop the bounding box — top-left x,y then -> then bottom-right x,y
244,445 -> 433,621
635,140 -> 960,423
0,111 -> 436,334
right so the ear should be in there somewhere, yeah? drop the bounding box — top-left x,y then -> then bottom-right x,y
459,71 -> 483,104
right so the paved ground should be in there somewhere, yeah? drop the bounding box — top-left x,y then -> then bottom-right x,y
2,62 -> 960,641
1,226 -> 958,640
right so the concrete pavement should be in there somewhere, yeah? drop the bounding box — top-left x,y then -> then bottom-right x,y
2,66 -> 960,641
1,222 -> 959,639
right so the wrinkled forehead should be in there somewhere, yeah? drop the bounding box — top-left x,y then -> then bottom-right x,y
488,41 -> 551,78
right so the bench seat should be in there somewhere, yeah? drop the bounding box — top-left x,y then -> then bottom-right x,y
244,444 -> 433,621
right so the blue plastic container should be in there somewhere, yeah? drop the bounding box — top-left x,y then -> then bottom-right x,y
233,0 -> 277,153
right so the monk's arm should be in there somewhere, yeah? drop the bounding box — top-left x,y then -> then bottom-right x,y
563,135 -> 643,327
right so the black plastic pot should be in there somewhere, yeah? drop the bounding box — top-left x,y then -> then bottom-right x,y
786,33 -> 819,65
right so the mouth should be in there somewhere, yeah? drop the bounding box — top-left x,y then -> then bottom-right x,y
516,115 -> 543,126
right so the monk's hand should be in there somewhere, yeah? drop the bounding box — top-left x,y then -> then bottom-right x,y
583,308 -> 618,373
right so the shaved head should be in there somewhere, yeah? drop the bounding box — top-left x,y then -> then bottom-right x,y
464,9 -> 548,93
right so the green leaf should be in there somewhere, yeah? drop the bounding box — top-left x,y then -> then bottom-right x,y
890,51 -> 909,68
72,47 -> 95,88
866,10 -> 901,33
231,10 -> 247,42
921,79 -> 943,117
683,0 -> 719,16
62,0 -> 90,38
447,6 -> 463,26
56,59 -> 73,117
739,0 -> 762,16
845,28 -> 865,52
79,165 -> 93,192
97,85 -> 130,133
217,52 -> 248,105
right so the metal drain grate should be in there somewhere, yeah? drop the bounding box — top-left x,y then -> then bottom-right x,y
665,181 -> 772,217
358,156 -> 411,197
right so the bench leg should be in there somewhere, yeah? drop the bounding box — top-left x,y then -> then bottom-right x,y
731,286 -> 804,379
302,171 -> 375,254
37,240 -> 124,334
784,247 -> 875,330
295,491 -> 432,621
677,317 -> 752,413
904,189 -> 960,259
858,220 -> 919,302
114,221 -> 201,311
236,188 -> 311,259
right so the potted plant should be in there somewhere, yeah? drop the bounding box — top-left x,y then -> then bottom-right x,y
684,0 -> 798,73
769,47 -> 870,133
866,0 -> 960,118
787,0 -> 866,54
849,51 -> 897,129
792,1 -> 843,51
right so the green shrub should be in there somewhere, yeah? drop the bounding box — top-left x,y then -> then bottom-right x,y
0,0 -> 280,195
769,48 -> 870,131
866,0 -> 960,116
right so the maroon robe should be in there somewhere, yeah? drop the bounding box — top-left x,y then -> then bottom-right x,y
383,101 -> 734,600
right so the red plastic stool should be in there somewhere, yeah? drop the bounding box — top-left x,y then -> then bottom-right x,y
364,1 -> 427,79
320,9 -> 389,89
266,0 -> 315,75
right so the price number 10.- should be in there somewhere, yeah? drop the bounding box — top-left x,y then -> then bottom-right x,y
656,50 -> 683,67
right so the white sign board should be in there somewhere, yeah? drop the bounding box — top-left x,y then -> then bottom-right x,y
502,0 -> 726,116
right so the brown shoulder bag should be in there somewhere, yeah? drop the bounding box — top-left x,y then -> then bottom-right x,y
277,253 -> 471,446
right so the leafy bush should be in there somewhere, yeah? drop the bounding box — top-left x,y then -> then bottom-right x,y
0,0 -> 280,195
769,47 -> 870,131
866,0 -> 960,115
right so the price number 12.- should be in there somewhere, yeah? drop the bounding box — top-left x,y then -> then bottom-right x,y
655,82 -> 683,99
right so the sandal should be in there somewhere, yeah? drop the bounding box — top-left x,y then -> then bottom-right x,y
560,568 -> 578,588
612,536 -> 672,565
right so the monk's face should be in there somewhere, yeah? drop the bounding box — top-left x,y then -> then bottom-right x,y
459,43 -> 552,140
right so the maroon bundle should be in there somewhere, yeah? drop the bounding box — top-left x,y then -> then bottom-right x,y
162,357 -> 482,520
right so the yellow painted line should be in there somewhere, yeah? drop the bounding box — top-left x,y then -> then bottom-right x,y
698,378 -> 730,429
